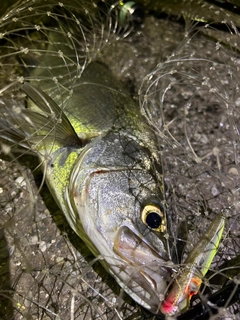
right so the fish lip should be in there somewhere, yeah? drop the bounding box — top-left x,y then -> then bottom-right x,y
113,225 -> 170,266
113,225 -> 172,292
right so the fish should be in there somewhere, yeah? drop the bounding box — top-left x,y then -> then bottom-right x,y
1,59 -> 226,315
1,0 -> 238,318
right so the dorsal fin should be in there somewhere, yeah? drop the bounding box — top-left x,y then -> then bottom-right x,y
0,83 -> 86,154
21,83 -> 84,148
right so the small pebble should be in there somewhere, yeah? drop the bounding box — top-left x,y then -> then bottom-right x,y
15,176 -> 26,188
39,241 -> 47,252
29,235 -> 38,245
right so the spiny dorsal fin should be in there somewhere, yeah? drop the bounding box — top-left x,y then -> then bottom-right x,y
21,83 -> 84,148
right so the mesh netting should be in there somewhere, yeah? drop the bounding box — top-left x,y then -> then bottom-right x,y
0,1 -> 240,319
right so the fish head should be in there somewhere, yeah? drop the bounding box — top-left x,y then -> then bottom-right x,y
65,130 -> 173,313
64,125 -> 224,315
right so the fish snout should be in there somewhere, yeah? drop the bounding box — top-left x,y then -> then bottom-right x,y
113,226 -> 173,313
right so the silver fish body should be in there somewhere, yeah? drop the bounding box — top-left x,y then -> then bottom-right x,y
3,58 -> 172,312
38,62 -> 171,311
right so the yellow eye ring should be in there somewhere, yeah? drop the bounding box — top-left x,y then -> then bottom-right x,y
141,204 -> 167,232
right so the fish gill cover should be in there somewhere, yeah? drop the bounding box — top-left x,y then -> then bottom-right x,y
0,0 -> 240,319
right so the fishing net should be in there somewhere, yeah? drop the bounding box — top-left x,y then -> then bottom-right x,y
0,0 -> 240,319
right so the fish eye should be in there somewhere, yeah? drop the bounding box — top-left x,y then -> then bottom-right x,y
141,204 -> 167,232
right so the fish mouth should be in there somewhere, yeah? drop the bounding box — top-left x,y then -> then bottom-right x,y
113,226 -> 172,313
